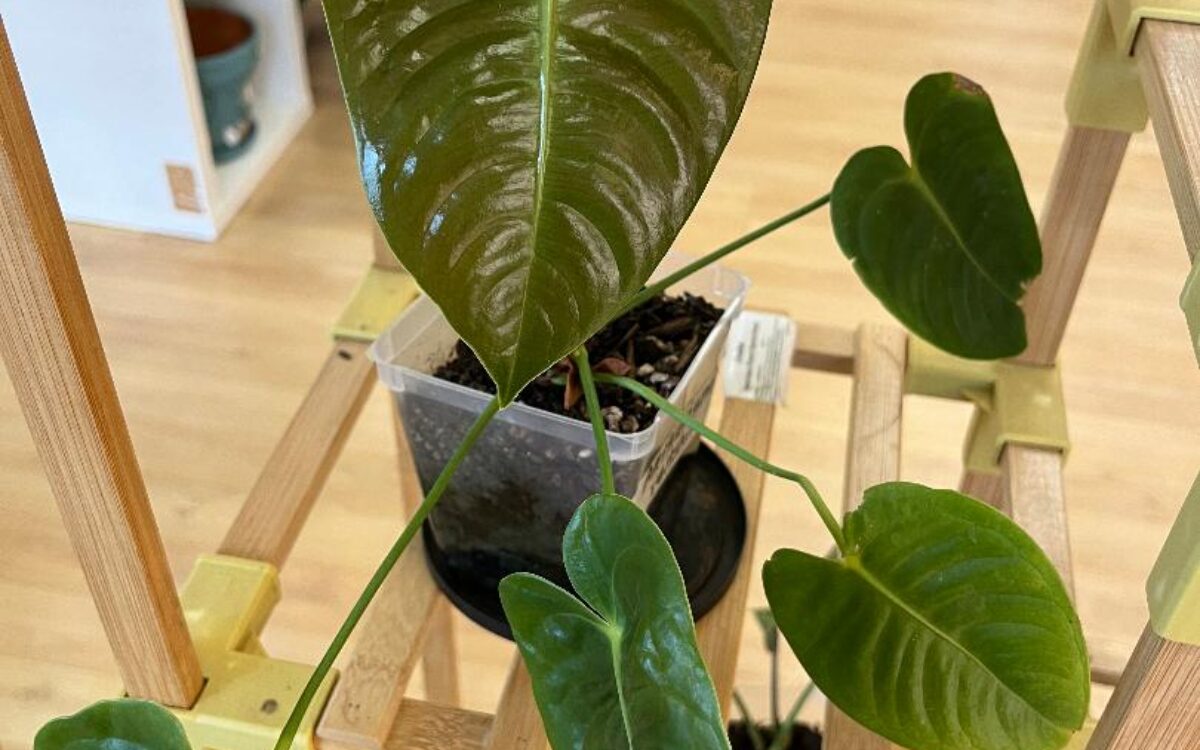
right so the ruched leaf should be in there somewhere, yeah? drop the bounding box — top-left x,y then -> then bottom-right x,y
763,483 -> 1089,750
500,493 -> 728,749
35,699 -> 191,750
323,0 -> 772,403
831,73 -> 1041,359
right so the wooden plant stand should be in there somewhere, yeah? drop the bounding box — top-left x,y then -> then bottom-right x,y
2,3 -> 1200,749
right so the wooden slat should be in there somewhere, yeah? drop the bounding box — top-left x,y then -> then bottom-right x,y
317,398 -> 458,748
0,19 -> 202,707
792,321 -> 855,375
1088,624 -> 1200,749
1138,19 -> 1200,262
1016,125 -> 1130,366
825,324 -> 906,750
316,530 -> 441,750
1000,445 -> 1075,595
321,699 -> 489,750
959,470 -> 1006,509
220,341 -> 376,567
485,659 -> 547,750
421,601 -> 461,705
390,400 -> 461,706
697,398 -> 776,712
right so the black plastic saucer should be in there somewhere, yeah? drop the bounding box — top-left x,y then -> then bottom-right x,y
423,444 -> 747,640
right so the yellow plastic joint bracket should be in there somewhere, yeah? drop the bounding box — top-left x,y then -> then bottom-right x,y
1066,0 -> 1200,132
1181,258 -> 1200,365
905,338 -> 1070,475
1147,471 -> 1200,644
331,264 -> 420,342
168,554 -> 338,750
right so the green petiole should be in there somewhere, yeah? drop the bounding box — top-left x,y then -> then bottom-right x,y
595,374 -> 848,555
273,396 -> 501,750
619,194 -> 831,315
572,348 -> 616,495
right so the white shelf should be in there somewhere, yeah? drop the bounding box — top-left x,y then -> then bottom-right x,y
1,0 -> 313,241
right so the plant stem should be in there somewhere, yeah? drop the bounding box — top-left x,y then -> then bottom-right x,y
732,690 -> 768,750
619,194 -> 831,315
572,348 -> 616,495
273,397 -> 501,750
769,682 -> 817,750
596,374 -> 847,554
769,635 -> 780,729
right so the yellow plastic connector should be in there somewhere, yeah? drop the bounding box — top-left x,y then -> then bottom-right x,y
168,555 -> 337,750
1066,0 -> 1200,131
331,264 -> 420,342
905,339 -> 1070,475
1147,472 -> 1200,644
1181,259 -> 1200,365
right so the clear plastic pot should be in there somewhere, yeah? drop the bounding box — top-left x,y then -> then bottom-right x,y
369,258 -> 749,589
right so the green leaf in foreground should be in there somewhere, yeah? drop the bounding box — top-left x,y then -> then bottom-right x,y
763,483 -> 1088,750
35,699 -> 191,750
500,493 -> 728,750
830,72 -> 1041,359
323,0 -> 772,404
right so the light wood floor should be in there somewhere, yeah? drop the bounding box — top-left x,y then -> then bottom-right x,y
3,1 -> 1199,746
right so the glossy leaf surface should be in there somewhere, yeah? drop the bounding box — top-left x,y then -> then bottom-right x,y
35,699 -> 191,750
763,483 -> 1088,750
500,493 -> 728,749
324,0 -> 772,403
831,73 -> 1041,359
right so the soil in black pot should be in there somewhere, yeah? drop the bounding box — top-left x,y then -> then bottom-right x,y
728,721 -> 823,750
433,292 -> 723,432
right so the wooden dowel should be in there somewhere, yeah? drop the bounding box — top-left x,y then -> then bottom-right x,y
316,527 -> 442,750
1088,624 -> 1200,749
0,18 -> 202,706
1000,444 -> 1075,596
791,321 -> 855,375
1016,126 -> 1131,366
219,340 -> 376,567
960,124 -> 1129,507
484,659 -> 547,750
696,397 -> 776,713
375,699 -> 492,750
1138,19 -> 1200,262
1084,19 -> 1200,748
824,324 -> 907,750
390,399 -> 462,706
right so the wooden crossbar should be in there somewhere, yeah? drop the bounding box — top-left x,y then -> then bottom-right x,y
220,340 -> 377,567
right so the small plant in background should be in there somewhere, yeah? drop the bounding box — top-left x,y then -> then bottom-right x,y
34,2 -> 1089,750
727,609 -> 820,750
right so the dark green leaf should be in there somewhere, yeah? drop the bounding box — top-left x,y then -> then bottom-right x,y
35,699 -> 191,750
500,493 -> 728,749
830,73 -> 1041,359
763,483 -> 1088,750
323,0 -> 772,403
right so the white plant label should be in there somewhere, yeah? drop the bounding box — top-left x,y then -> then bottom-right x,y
723,311 -> 795,404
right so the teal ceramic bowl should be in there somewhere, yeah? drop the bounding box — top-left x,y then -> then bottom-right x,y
188,6 -> 260,164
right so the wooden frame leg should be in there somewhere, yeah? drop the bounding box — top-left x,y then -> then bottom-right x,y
959,124 -> 1129,508
824,324 -> 906,750
1088,624 -> 1200,749
0,19 -> 203,707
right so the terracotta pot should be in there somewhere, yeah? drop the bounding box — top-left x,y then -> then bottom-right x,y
187,6 -> 259,163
